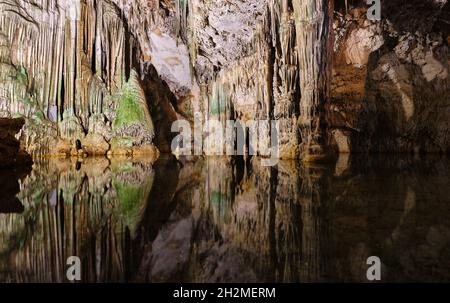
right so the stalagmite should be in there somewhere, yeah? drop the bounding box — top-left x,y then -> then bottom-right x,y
2,0 -> 447,158
0,0 -> 157,157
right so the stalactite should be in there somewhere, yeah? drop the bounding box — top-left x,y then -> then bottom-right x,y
293,0 -> 334,161
1,0 -> 335,160
0,0 -> 157,156
194,0 -> 333,160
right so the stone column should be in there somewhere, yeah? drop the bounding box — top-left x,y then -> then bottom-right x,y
294,0 -> 334,162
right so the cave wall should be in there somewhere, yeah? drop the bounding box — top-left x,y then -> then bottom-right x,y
330,1 -> 450,154
167,0 -> 449,157
0,0 -> 157,156
0,0 -> 449,159
177,0 -> 336,159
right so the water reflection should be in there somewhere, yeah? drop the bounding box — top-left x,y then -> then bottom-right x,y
1,155 -> 450,282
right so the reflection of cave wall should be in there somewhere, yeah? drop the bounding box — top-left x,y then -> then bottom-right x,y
0,157 -> 155,282
3,155 -> 450,282
143,155 -> 450,283
324,155 -> 450,282
142,157 -> 332,283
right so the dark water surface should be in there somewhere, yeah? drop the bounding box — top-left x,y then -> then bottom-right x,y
1,154 -> 450,282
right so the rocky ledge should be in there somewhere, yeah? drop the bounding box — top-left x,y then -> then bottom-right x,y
0,118 -> 32,168
0,118 -> 32,214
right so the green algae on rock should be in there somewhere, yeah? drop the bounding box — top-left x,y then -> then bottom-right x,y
0,157 -> 155,282
110,71 -> 156,155
0,0 -> 159,158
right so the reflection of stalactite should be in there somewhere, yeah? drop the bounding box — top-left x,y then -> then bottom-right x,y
298,165 -> 326,282
187,157 -> 328,282
0,157 -> 155,282
205,158 -> 235,224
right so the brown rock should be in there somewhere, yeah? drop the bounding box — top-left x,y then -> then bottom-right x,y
0,118 -> 32,168
0,118 -> 32,214
83,133 -> 111,156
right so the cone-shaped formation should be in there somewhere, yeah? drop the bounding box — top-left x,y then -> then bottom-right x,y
0,0 -> 157,156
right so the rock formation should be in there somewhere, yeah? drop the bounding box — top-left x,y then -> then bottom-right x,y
0,118 -> 31,226
0,0 -> 158,157
0,0 -> 449,159
1,0 -> 450,283
0,117 -> 31,167
330,1 -> 450,154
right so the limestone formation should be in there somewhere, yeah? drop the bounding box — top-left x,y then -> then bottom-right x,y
0,118 -> 31,218
0,0 -> 157,157
329,2 -> 450,154
0,0 -> 449,159
0,118 -> 31,167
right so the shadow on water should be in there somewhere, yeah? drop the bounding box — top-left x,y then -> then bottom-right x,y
1,154 -> 450,282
